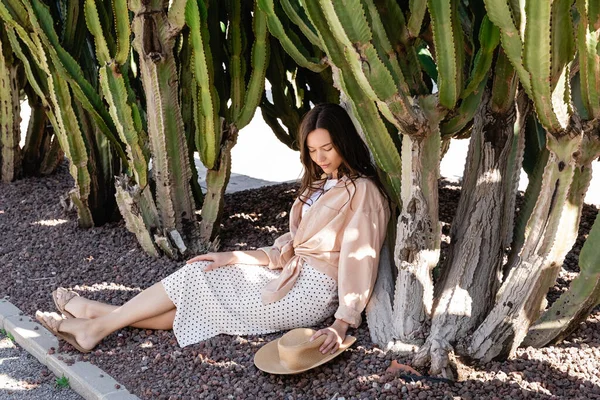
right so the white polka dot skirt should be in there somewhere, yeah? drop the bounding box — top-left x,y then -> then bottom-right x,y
160,261 -> 338,347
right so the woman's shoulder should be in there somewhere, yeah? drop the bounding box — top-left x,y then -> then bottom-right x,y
342,176 -> 388,210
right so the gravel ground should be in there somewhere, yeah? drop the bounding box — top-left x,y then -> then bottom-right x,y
1,162 -> 599,399
0,331 -> 82,399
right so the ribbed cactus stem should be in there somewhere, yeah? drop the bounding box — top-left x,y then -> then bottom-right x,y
199,125 -> 236,242
0,34 -> 21,182
280,0 -> 322,48
186,0 -> 220,170
258,0 -> 326,72
577,0 -> 600,119
427,0 -> 463,109
235,3 -> 269,129
51,72 -> 94,228
130,0 -> 196,240
228,0 -> 245,122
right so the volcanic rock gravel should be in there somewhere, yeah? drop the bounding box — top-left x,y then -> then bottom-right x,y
1,163 -> 599,399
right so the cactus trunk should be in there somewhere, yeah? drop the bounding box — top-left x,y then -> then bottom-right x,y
391,105 -> 442,345
0,31 -> 21,183
412,89 -> 528,377
468,124 -> 584,362
130,0 -> 196,248
522,127 -> 600,347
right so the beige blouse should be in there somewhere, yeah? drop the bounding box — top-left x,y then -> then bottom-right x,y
259,176 -> 390,328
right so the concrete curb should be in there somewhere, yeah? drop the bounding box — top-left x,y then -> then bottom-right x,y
0,298 -> 139,400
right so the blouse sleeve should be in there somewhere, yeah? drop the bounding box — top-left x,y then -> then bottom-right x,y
258,232 -> 294,270
334,203 -> 390,328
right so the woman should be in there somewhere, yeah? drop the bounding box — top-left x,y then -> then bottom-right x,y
37,103 -> 390,356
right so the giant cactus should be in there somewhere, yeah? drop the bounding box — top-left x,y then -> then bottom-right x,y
0,0 -> 126,226
468,0 -> 600,362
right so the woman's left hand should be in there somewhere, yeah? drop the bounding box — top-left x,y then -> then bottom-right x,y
310,319 -> 349,354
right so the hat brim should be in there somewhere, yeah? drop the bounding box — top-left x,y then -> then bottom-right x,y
254,335 -> 357,374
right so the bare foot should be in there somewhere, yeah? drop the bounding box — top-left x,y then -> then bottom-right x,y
59,317 -> 103,351
35,311 -> 100,352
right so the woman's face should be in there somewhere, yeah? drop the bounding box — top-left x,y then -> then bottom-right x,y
306,128 -> 343,179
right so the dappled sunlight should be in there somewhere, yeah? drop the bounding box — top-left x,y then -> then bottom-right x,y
348,244 -> 376,260
13,326 -> 42,340
31,218 -> 68,227
446,286 -> 472,317
0,372 -> 34,392
70,283 -> 142,294
0,336 -> 40,392
476,168 -> 502,186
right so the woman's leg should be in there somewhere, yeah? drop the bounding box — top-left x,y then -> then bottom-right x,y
64,294 -> 175,330
55,282 -> 176,350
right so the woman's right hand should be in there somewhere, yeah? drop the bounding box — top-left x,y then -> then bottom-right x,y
186,252 -> 236,271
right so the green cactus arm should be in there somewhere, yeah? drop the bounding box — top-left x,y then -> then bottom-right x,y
303,0 -> 402,204
576,0 -> 600,119
25,0 -> 128,165
490,48 -> 518,113
362,0 -> 412,98
408,0 -> 427,38
51,72 -> 94,228
281,0 -> 321,48
84,0 -> 111,64
440,76 -> 487,137
99,65 -> 148,187
550,0 -> 575,91
4,26 -> 46,101
62,1 -> 81,54
2,0 -> 28,28
318,0 -> 415,130
261,105 -> 296,149
257,0 -> 326,72
462,15 -> 499,99
523,0 -> 562,133
186,0 -> 220,169
483,0 -> 531,95
235,4 -> 269,129
0,2 -> 41,63
374,0 -> 428,95
227,0 -> 244,121
427,0 -> 462,109
113,0 -> 130,65
167,0 -> 188,31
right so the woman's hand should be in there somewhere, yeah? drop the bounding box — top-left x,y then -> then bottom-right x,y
310,319 -> 349,354
186,252 -> 236,271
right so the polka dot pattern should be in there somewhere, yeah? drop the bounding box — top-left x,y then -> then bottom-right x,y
161,261 -> 338,347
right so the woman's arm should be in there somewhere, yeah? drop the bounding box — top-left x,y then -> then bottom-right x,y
310,319 -> 350,354
186,250 -> 270,271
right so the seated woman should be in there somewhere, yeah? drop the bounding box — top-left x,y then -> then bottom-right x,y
37,103 -> 390,356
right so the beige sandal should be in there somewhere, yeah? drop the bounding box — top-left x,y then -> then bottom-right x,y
52,288 -> 79,319
35,311 -> 93,353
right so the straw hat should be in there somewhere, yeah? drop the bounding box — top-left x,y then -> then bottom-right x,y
254,328 -> 357,374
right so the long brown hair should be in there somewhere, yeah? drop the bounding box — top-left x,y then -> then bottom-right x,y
297,103 -> 387,204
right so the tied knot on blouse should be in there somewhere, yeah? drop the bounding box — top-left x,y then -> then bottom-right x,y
258,176 -> 390,328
